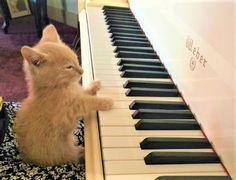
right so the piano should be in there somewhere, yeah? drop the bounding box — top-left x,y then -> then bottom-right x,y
79,0 -> 235,179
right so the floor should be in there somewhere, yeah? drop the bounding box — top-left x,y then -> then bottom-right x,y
0,16 -> 78,101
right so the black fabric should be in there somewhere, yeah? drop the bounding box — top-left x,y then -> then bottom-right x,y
0,104 -> 8,146
0,102 -> 85,179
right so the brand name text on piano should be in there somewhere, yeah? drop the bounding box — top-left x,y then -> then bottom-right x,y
186,36 -> 207,71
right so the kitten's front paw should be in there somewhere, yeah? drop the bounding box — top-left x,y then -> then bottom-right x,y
89,80 -> 101,94
101,97 -> 113,110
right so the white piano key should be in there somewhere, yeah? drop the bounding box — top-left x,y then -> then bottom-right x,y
102,136 -> 205,148
99,87 -> 180,95
100,126 -> 203,137
93,57 -> 161,63
111,99 -> 183,108
103,148 -> 213,161
104,160 -> 224,175
95,69 -> 121,75
99,81 -> 127,87
99,115 -> 197,126
104,99 -> 186,110
96,76 -> 172,82
99,116 -> 135,126
99,109 -> 134,119
93,60 -> 119,65
102,136 -> 143,148
106,172 -> 228,180
90,46 -> 113,50
91,52 -> 117,57
99,107 -> 201,119
97,93 -> 182,101
95,70 -> 173,81
99,87 -> 126,94
94,58 -> 160,66
109,100 -> 131,109
93,64 -> 120,70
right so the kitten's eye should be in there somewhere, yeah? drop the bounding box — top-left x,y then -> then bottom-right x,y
66,65 -> 74,69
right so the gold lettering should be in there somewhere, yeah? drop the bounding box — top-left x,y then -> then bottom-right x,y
196,47 -> 200,59
186,37 -> 190,48
193,48 -> 196,55
189,38 -> 193,51
199,56 -> 203,63
203,59 -> 207,67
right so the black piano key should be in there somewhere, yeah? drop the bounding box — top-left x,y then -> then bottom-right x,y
112,36 -> 148,43
111,34 -> 147,42
105,14 -> 135,18
114,41 -> 150,47
156,176 -> 232,180
104,10 -> 131,15
123,80 -> 175,89
132,109 -> 194,119
121,70 -> 170,78
117,51 -> 158,58
111,36 -> 148,43
129,100 -> 187,110
115,47 -> 154,53
109,28 -> 142,34
104,9 -> 131,13
111,32 -> 146,38
144,152 -> 220,164
140,137 -> 211,149
103,6 -> 130,10
103,10 -> 135,19
116,51 -> 157,58
106,18 -> 138,24
104,10 -> 132,14
118,59 -> 161,66
103,9 -> 131,13
115,47 -> 155,54
126,87 -> 180,97
119,64 -> 165,72
108,24 -> 140,30
104,11 -> 132,17
135,119 -> 200,130
106,16 -> 136,22
107,20 -> 139,26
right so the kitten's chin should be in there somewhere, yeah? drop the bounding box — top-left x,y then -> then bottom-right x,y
71,76 -> 81,83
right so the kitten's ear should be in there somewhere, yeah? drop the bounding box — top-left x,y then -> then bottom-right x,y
40,24 -> 61,43
21,46 -> 46,67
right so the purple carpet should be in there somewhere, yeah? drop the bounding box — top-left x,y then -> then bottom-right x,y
0,16 -> 78,101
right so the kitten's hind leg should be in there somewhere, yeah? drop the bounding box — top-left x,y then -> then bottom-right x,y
84,80 -> 101,95
66,145 -> 85,164
65,133 -> 85,163
78,146 -> 85,163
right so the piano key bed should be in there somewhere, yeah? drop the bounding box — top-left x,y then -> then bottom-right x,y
83,5 -> 232,180
0,102 -> 85,179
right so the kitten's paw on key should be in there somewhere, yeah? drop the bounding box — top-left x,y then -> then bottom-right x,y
87,80 -> 101,94
100,97 -> 113,110
90,80 -> 101,92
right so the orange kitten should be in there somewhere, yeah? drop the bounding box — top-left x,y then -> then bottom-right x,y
13,24 -> 113,166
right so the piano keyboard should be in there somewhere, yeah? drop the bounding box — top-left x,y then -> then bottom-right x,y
82,5 -> 232,180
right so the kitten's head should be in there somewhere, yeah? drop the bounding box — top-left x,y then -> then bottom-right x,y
21,24 -> 83,88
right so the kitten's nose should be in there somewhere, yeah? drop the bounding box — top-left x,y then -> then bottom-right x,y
77,66 -> 84,74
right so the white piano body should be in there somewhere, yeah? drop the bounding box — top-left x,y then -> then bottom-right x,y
129,0 -> 236,178
80,0 -> 236,179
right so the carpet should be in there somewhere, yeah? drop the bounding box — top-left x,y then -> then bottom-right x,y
0,16 -> 78,101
